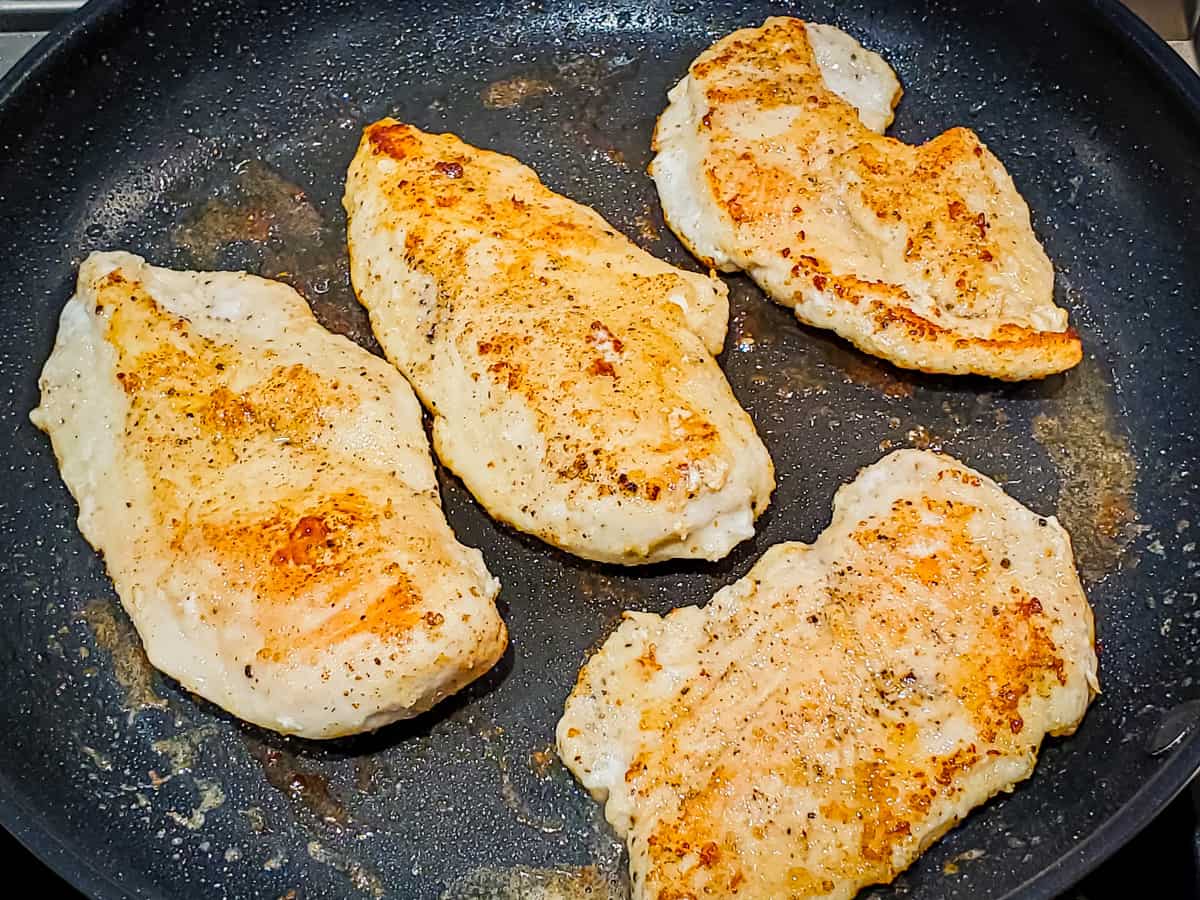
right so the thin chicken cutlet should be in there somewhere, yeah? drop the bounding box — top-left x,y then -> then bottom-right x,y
32,252 -> 505,739
345,120 -> 774,565
651,18 -> 1082,380
558,449 -> 1097,900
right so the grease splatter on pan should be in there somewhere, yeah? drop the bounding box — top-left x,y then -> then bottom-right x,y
354,754 -> 388,793
246,739 -> 351,829
173,160 -> 323,266
307,840 -> 385,899
478,724 -> 565,834
443,800 -> 627,899
489,52 -> 645,169
81,598 -> 167,715
906,424 -> 946,451
166,777 -> 226,830
153,724 -> 220,774
171,160 -> 378,351
839,354 -> 917,399
482,77 -> 557,109
942,847 -> 986,876
441,864 -> 620,899
529,744 -> 559,779
573,568 -> 647,612
1032,359 -> 1138,584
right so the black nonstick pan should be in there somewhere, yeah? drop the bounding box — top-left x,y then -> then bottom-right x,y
1,1 -> 1198,897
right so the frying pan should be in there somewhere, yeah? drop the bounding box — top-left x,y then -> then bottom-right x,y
1,0 -> 1198,897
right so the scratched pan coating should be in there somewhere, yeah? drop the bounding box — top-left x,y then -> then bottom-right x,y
0,1 -> 1198,898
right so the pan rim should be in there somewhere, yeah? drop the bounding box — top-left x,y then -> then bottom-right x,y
1086,0 -> 1200,125
0,0 -> 1197,897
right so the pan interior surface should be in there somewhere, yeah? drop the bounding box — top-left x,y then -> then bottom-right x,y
0,1 -> 1198,898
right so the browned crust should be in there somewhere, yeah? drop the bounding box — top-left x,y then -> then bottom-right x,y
843,301 -> 1084,382
653,18 -> 1082,382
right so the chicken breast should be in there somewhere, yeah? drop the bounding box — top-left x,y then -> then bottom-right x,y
344,120 -> 774,565
31,252 -> 505,739
651,18 -> 1082,381
558,449 -> 1097,900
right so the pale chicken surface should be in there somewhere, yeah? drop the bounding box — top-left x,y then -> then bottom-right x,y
651,18 -> 1082,381
344,120 -> 774,564
31,252 -> 505,739
558,449 -> 1097,900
